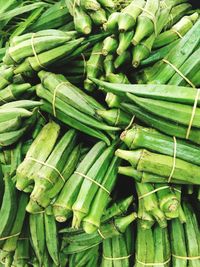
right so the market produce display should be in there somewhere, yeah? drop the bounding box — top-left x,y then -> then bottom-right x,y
0,0 -> 199,266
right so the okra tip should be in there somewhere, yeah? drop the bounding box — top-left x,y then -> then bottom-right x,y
72,211 -> 86,229
118,14 -> 135,32
38,70 -> 48,80
132,60 -> 140,68
120,127 -> 136,148
83,26 -> 92,35
115,212 -> 137,233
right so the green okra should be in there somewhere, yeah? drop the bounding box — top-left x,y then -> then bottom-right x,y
31,114 -> 47,140
150,19 -> 200,84
118,166 -> 184,184
183,202 -> 200,266
40,100 -> 111,145
5,31 -> 77,65
72,245 -> 99,267
140,39 -> 179,66
0,83 -> 31,105
116,148 -> 200,184
80,0 -> 100,11
138,198 -> 155,229
154,12 -> 199,48
98,0 -> 115,9
102,238 -> 112,267
125,224 -> 134,259
74,6 -> 92,34
114,51 -> 131,69
153,225 -> 171,267
102,196 -> 133,223
106,73 -> 130,84
28,1 -> 72,32
0,67 -> 13,90
121,102 -> 200,145
14,38 -> 84,74
0,48 -> 6,63
37,84 -> 119,132
0,117 -> 22,134
96,108 -> 132,128
39,70 -> 103,114
26,198 -> 44,214
10,29 -> 71,46
30,129 -> 77,201
168,46 -> 200,87
170,218 -> 187,267
104,235 -> 129,267
10,6 -> 45,39
16,121 -> 60,191
135,182 -> 167,227
117,31 -> 134,55
132,6 -> 171,67
102,36 -> 118,56
29,213 -> 45,266
36,144 -> 81,209
72,141 -> 117,228
53,142 -> 106,222
62,213 -> 137,250
0,174 -> 17,248
191,69 -> 200,88
44,211 -> 59,265
135,222 -> 154,267
118,0 -> 145,32
84,42 -> 103,92
104,54 -> 115,77
121,124 -> 200,166
0,108 -> 32,122
136,222 -> 171,267
90,77 -> 200,104
105,93 -> 121,108
90,8 -> 107,25
164,3 -> 192,30
63,32 -> 109,62
132,0 -> 160,45
82,152 -> 120,233
127,93 -> 200,128
105,12 -> 120,32
12,230 -> 30,267
132,34 -> 156,68
0,126 -> 28,147
1,100 -> 42,110
1,193 -> 28,259
155,184 -> 179,215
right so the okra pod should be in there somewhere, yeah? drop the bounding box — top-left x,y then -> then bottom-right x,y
53,142 -> 106,222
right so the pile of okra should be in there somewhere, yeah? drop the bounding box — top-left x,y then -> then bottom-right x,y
0,0 -> 199,266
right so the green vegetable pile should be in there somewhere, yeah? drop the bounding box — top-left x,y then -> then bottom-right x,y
0,0 -> 199,266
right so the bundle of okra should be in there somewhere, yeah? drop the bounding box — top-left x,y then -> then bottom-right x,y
0,0 -> 199,266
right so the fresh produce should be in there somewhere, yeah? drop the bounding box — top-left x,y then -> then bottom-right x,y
0,1 -> 199,266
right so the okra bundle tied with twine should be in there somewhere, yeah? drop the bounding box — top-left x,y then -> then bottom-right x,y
135,221 -> 171,267
3,29 -> 84,74
37,70 -> 120,144
170,201 -> 200,267
65,0 -> 119,35
0,0 -> 199,266
15,121 -> 82,213
53,140 -> 128,230
91,77 -> 200,145
116,147 -> 200,185
101,226 -> 134,267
